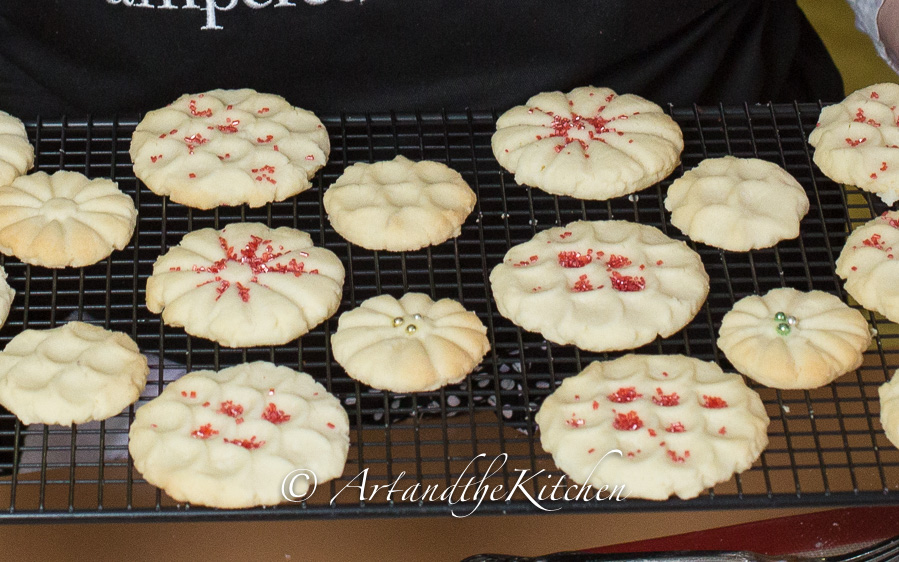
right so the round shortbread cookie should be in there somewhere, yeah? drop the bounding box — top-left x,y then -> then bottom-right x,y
489,220 -> 709,352
146,222 -> 345,348
128,361 -> 350,509
331,293 -> 490,392
0,322 -> 149,426
0,265 -> 14,329
0,170 -> 137,268
717,288 -> 871,389
879,373 -> 899,450
491,86 -> 683,200
323,156 -> 476,251
130,89 -> 329,209
0,110 -> 34,186
808,83 -> 899,205
535,354 -> 770,500
665,156 -> 810,252
835,210 -> 899,322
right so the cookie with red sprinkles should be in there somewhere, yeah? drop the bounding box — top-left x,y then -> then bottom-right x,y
808,83 -> 899,205
835,210 -> 899,323
145,222 -> 345,347
489,220 -> 709,352
129,361 -> 350,509
491,86 -> 683,200
130,88 -> 329,209
535,354 -> 769,500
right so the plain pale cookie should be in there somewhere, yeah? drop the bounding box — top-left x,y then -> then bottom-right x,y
146,222 -> 345,348
0,170 -> 137,268
490,220 -> 709,352
0,265 -> 14,329
130,89 -> 329,209
0,110 -> 34,186
331,293 -> 490,392
128,361 -> 350,509
808,83 -> 899,205
717,288 -> 871,389
835,210 -> 899,322
0,322 -> 148,426
535,354 -> 769,500
665,156 -> 810,251
323,156 -> 476,251
492,86 -> 683,200
879,372 -> 899,450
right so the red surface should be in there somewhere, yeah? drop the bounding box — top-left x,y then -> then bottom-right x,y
584,506 -> 899,555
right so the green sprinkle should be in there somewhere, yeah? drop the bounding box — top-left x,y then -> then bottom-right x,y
774,311 -> 787,322
776,323 -> 791,336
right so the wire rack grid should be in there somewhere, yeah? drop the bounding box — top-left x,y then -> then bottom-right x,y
0,103 -> 897,522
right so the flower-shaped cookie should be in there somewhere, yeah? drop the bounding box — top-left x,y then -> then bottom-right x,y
323,156 -> 476,251
331,293 -> 490,392
0,265 -> 14,329
808,83 -> 899,205
490,220 -> 709,352
535,354 -> 770,500
0,170 -> 137,268
880,372 -> 899,450
0,110 -> 34,186
130,89 -> 329,209
492,86 -> 683,200
0,322 -> 149,425
835,210 -> 899,322
145,222 -> 345,347
665,156 -> 810,251
129,361 -> 350,508
717,288 -> 871,389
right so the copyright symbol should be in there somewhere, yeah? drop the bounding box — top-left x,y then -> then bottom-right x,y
281,468 -> 318,502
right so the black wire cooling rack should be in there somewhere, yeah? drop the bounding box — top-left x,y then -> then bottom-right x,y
1,103 -> 898,522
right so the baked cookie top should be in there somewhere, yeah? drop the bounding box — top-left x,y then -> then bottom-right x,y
835,210 -> 899,323
130,89 -> 329,209
331,293 -> 490,392
0,322 -> 149,426
0,170 -> 137,268
879,372 -> 899,451
323,155 -> 476,251
665,156 -> 810,252
0,110 -> 34,186
489,220 -> 709,352
535,354 -> 769,500
146,222 -> 345,348
717,288 -> 871,389
808,83 -> 899,205
128,361 -> 350,509
491,86 -> 683,200
0,266 -> 14,330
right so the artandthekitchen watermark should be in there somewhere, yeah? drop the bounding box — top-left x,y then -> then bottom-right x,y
281,450 -> 628,517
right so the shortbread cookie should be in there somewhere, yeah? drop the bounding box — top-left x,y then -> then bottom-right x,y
879,373 -> 899,450
323,156 -> 476,251
331,293 -> 490,392
130,89 -> 329,209
492,86 -> 683,200
717,288 -> 871,389
0,110 -> 34,186
129,361 -> 350,509
835,210 -> 899,322
665,156 -> 810,252
0,265 -> 14,328
0,322 -> 149,426
146,222 -> 345,347
0,170 -> 137,268
535,354 -> 769,500
490,220 -> 709,352
808,83 -> 899,205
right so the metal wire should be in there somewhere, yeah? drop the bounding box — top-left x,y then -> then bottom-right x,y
0,104 -> 897,522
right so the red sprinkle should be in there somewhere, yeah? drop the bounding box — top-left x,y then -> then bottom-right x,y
863,234 -> 885,250
217,118 -> 240,133
845,137 -> 867,147
191,423 -> 219,439
188,99 -> 213,117
224,436 -> 265,450
257,135 -> 274,143
566,418 -> 586,428
558,250 -> 593,268
202,402 -> 210,407
656,260 -> 664,266
188,173 -> 196,179
560,231 -> 573,239
702,395 -> 728,409
606,254 -> 632,269
882,162 -> 889,171
513,255 -> 539,267
258,107 -> 270,114
872,91 -> 880,99
219,400 -> 244,418
572,274 -> 594,292
326,422 -> 336,429
607,387 -> 642,403
588,448 -> 595,454
150,154 -> 162,163
871,173 -> 879,179
651,387 -> 680,407
665,421 -> 686,433
610,271 -> 646,292
648,428 -> 657,437
261,402 -> 291,424
612,411 -> 644,431
667,450 -> 688,463
592,400 -> 600,410
719,426 -> 727,435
